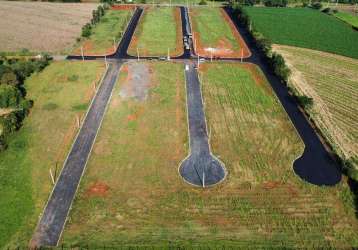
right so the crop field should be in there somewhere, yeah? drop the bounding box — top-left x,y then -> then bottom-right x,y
56,62 -> 358,248
334,12 -> 358,28
0,2 -> 98,53
0,61 -> 105,248
128,7 -> 183,57
244,7 -> 358,59
190,7 -> 250,58
73,10 -> 133,56
273,45 -> 358,170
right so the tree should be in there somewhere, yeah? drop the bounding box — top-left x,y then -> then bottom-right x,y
82,23 -> 92,38
0,72 -> 19,86
0,85 -> 21,108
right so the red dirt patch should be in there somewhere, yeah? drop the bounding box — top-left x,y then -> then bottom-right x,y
86,182 -> 110,197
111,4 -> 135,10
127,113 -> 137,121
262,181 -> 281,190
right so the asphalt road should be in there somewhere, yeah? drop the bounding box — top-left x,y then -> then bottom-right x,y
179,62 -> 226,187
224,8 -> 341,186
30,62 -> 121,247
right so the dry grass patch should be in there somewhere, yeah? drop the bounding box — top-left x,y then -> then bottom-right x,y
273,44 -> 358,168
0,1 -> 98,53
61,62 -> 358,248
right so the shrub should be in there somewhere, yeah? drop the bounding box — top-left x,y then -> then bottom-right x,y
0,72 -> 19,86
296,95 -> 313,109
322,7 -> 332,14
311,2 -> 322,9
199,0 -> 208,5
0,85 -> 21,108
82,23 -> 92,38
264,0 -> 288,7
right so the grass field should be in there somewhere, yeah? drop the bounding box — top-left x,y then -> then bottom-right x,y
0,2 -> 98,53
128,7 -> 182,57
0,61 -> 105,248
190,7 -> 250,58
73,10 -> 133,56
58,62 -> 358,248
273,45 -> 358,170
335,11 -> 358,28
244,7 -> 358,59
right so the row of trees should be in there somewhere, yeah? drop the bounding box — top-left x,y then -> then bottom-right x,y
82,4 -> 110,38
0,55 -> 51,150
229,0 -> 357,7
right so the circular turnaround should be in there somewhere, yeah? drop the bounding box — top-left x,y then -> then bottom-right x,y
179,154 -> 226,187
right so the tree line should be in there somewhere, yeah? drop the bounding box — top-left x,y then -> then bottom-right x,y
0,55 -> 51,151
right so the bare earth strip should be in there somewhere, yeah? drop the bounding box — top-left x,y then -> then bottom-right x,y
273,44 -> 358,165
0,1 -> 98,53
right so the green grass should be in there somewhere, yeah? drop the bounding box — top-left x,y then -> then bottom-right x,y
244,7 -> 358,59
59,62 -> 358,248
274,45 -> 358,172
335,12 -> 358,28
190,7 -> 242,57
0,61 -> 105,248
74,10 -> 133,55
128,7 -> 182,56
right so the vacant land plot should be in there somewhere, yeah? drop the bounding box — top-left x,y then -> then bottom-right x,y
0,61 -> 105,248
0,2 -> 98,53
244,7 -> 358,58
73,10 -> 133,56
273,45 -> 358,170
59,62 -> 358,248
334,12 -> 358,28
190,7 -> 250,58
128,7 -> 182,57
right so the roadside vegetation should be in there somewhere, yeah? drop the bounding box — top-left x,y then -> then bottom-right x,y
128,7 -> 182,57
243,6 -> 358,58
0,61 -> 105,248
190,7 -> 249,58
273,45 -> 358,179
74,7 -> 134,55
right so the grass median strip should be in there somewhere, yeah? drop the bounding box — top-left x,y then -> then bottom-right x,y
0,61 -> 105,248
190,7 -> 248,58
73,10 -> 133,56
128,7 -> 183,57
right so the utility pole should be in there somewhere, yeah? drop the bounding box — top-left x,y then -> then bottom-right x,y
167,48 -> 170,61
210,49 -> 213,62
105,55 -> 108,68
241,48 -> 243,63
137,48 -> 140,61
49,169 -> 55,185
81,46 -> 84,61
197,54 -> 200,69
202,170 -> 205,188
